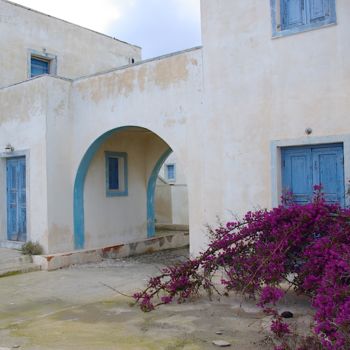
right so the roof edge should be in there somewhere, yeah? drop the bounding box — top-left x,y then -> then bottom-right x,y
74,46 -> 203,82
1,0 -> 141,50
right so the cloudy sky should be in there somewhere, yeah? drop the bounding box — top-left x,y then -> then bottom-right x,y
13,0 -> 202,59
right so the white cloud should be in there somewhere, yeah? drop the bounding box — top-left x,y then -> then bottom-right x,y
14,0 -> 122,32
174,0 -> 201,22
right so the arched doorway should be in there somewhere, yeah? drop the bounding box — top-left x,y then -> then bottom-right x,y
73,126 -> 187,251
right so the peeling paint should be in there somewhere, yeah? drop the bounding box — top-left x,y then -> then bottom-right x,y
153,54 -> 189,89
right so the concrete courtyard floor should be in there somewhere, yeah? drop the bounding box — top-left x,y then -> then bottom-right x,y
0,248 -> 314,350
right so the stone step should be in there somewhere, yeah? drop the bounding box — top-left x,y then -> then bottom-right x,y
0,248 -> 41,277
0,262 -> 41,278
3,254 -> 33,266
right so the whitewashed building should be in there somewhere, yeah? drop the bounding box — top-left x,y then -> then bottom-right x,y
0,0 -> 349,259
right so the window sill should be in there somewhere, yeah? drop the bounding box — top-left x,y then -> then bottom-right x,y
106,190 -> 128,197
272,20 -> 337,39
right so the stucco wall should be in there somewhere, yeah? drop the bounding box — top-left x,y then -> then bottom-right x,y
0,77 -> 49,250
171,185 -> 189,225
156,153 -> 189,225
0,0 -> 141,88
3,0 -> 349,258
45,77 -> 74,253
155,178 -> 172,224
71,48 -> 203,252
190,0 -> 350,253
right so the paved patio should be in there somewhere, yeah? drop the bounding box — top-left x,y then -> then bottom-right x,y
0,248 -> 313,350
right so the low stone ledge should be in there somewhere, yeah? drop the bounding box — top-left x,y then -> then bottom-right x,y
33,232 -> 189,271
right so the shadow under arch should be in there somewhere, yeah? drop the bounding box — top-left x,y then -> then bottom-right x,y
73,126 -> 172,250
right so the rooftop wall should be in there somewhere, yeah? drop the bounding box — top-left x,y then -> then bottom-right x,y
0,0 -> 141,88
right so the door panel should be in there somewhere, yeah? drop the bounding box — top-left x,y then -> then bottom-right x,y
6,157 -> 27,241
282,148 -> 313,204
312,146 -> 344,206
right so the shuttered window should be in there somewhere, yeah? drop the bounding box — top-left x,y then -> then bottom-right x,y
166,164 -> 176,181
31,57 -> 50,77
281,144 -> 345,206
271,0 -> 336,37
105,152 -> 128,197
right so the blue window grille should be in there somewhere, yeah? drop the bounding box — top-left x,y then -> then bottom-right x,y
31,57 -> 50,77
105,152 -> 128,197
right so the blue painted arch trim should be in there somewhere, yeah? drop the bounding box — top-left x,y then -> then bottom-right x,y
146,148 -> 172,238
73,126 -> 172,250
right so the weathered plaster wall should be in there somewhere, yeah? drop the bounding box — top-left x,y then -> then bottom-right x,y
160,153 -> 187,185
156,153 -> 189,225
0,77 -> 49,250
4,0 -> 348,258
191,0 -> 350,253
45,78 -> 74,253
155,178 -> 172,224
84,130 -> 168,249
71,48 -> 203,251
171,185 -> 189,225
0,0 -> 141,88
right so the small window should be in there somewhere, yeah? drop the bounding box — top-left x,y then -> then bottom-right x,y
28,50 -> 57,78
31,57 -> 50,77
271,0 -> 336,37
105,152 -> 128,197
166,164 -> 176,182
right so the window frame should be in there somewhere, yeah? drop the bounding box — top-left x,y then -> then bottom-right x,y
270,0 -> 337,38
270,135 -> 350,208
28,49 -> 57,78
166,163 -> 176,182
105,151 -> 128,197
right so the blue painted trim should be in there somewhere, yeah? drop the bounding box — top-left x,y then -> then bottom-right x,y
73,126 -> 131,250
270,0 -> 337,38
146,148 -> 172,238
105,151 -> 128,197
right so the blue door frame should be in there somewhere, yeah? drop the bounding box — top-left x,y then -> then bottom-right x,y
282,144 -> 345,206
6,157 -> 27,242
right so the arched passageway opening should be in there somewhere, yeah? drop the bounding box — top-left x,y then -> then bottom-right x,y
73,126 -> 188,251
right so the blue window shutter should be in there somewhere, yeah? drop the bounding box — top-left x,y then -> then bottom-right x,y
312,146 -> 344,206
108,157 -> 119,190
282,145 -> 344,207
309,0 -> 332,23
282,147 -> 313,204
281,0 -> 306,29
105,152 -> 128,197
31,57 -> 49,77
166,164 -> 175,180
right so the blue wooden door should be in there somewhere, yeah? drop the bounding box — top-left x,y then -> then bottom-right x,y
6,157 -> 26,241
282,144 -> 344,206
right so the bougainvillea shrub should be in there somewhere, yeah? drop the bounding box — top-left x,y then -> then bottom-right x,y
133,188 -> 350,350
